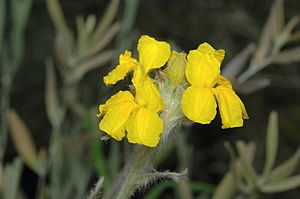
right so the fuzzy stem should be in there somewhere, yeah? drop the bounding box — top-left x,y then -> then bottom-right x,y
102,146 -> 155,199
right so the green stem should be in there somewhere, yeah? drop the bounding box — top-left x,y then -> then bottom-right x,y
0,74 -> 11,162
102,146 -> 155,199
237,56 -> 274,84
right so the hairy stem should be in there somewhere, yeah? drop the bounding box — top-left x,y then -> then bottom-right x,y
102,146 -> 155,199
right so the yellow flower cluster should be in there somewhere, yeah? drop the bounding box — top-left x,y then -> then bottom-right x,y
98,35 -> 248,147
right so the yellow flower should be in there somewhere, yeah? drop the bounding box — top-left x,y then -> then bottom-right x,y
103,35 -> 171,112
98,35 -> 171,147
98,91 -> 163,147
181,42 -> 248,128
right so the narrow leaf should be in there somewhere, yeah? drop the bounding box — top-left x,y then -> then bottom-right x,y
144,181 -> 215,199
92,0 -> 120,43
261,175 -> 300,193
8,110 -> 40,173
251,0 -> 283,65
45,58 -> 61,127
236,141 -> 257,187
212,172 -> 237,199
46,0 -> 74,48
272,16 -> 300,54
10,0 -> 32,67
262,111 -> 279,178
288,31 -> 300,43
3,158 -> 23,199
0,0 -> 5,54
72,50 -> 115,82
81,22 -> 120,60
76,15 -> 97,55
222,43 -> 255,81
275,47 -> 300,64
237,78 -> 271,95
268,148 -> 300,183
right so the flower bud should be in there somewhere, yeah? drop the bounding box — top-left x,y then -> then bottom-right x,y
163,51 -> 187,87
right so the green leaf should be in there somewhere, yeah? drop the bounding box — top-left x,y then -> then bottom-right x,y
211,172 -> 237,199
0,0 -> 5,54
275,47 -> 300,64
268,148 -> 300,183
76,15 -> 96,54
8,109 -> 40,174
144,181 -> 215,199
73,50 -> 115,82
262,111 -> 279,178
92,0 -> 120,43
222,43 -> 255,81
272,16 -> 300,54
46,0 -> 74,48
251,0 -> 284,65
81,23 -> 120,61
236,141 -> 257,187
261,175 -> 300,193
10,0 -> 32,66
84,109 -> 110,191
45,59 -> 62,128
3,158 -> 23,199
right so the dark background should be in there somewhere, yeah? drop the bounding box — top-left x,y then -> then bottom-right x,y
5,0 -> 300,198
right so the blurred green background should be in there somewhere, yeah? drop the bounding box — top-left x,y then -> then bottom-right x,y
1,0 -> 300,198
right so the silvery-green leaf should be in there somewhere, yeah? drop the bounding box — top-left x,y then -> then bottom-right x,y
81,22 -> 120,60
212,172 -> 237,199
272,16 -> 300,54
222,43 -> 255,82
268,148 -> 300,183
275,47 -> 300,64
92,0 -> 120,43
72,50 -> 115,83
10,0 -> 32,67
45,59 -> 61,128
261,175 -> 300,193
262,111 -> 278,178
8,110 -> 40,174
46,0 -> 74,48
3,158 -> 23,199
236,141 -> 257,187
251,0 -> 283,65
0,0 -> 5,54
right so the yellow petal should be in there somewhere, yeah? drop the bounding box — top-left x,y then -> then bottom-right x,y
133,75 -> 164,112
237,95 -> 249,120
137,35 -> 171,74
126,107 -> 163,147
99,91 -> 138,140
214,87 -> 248,129
181,86 -> 217,124
215,75 -> 233,89
103,51 -> 137,85
99,90 -> 135,114
197,42 -> 225,63
186,46 -> 223,87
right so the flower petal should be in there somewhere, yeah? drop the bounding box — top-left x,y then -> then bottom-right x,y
99,91 -> 138,140
197,42 -> 225,63
126,107 -> 163,147
99,90 -> 135,114
103,51 -> 137,85
181,86 -> 217,124
137,35 -> 171,74
132,67 -> 164,112
214,87 -> 248,129
186,43 -> 224,87
215,75 -> 233,89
